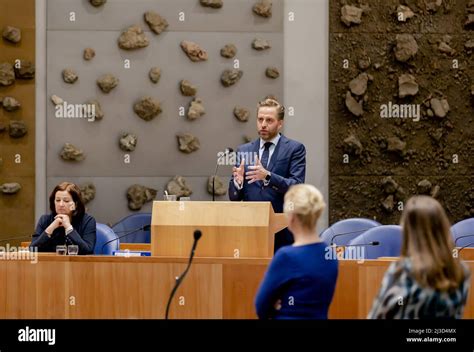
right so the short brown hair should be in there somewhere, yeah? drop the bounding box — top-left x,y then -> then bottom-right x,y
400,196 -> 466,292
49,182 -> 85,219
257,98 -> 285,120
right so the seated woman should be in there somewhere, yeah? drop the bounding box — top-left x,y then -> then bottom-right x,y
30,182 -> 96,255
255,184 -> 338,319
368,196 -> 471,319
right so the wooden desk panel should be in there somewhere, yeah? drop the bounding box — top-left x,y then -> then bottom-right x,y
0,254 -> 472,319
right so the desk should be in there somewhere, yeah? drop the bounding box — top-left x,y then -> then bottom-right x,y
1,253 -> 473,319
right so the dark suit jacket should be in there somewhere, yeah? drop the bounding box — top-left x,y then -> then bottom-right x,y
30,213 -> 96,255
228,134 -> 306,250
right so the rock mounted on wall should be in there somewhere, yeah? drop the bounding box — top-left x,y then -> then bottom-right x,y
166,176 -> 193,197
243,135 -> 253,143
417,179 -> 432,194
127,184 -> 157,211
343,134 -> 363,156
8,121 -> 27,138
90,0 -> 106,7
80,182 -> 96,204
133,96 -> 162,121
149,67 -> 161,84
97,74 -> 119,93
180,40 -> 208,62
187,98 -> 205,120
180,80 -> 197,96
349,73 -> 369,96
220,44 -> 237,58
341,5 -> 363,26
60,143 -> 85,162
1,183 -> 21,194
253,0 -> 272,18
177,133 -> 200,153
394,34 -> 418,62
465,39 -> 474,50
345,91 -> 363,117
252,38 -> 271,51
83,48 -> 95,60
51,95 -> 64,106
119,133 -> 138,152
221,69 -> 243,87
381,176 -> 399,195
266,67 -> 279,79
234,107 -> 250,122
2,97 -> 21,112
0,62 -> 15,86
386,136 -> 406,156
396,5 -> 414,22
200,0 -> 223,9
430,98 -> 449,118
118,25 -> 149,50
84,99 -> 104,120
398,74 -> 419,98
144,11 -> 169,35
381,195 -> 395,212
62,69 -> 78,84
14,60 -> 35,79
208,175 -> 227,196
2,26 -> 21,43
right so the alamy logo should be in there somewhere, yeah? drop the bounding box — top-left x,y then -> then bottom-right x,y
380,101 -> 420,122
55,101 -> 96,122
18,326 -> 56,345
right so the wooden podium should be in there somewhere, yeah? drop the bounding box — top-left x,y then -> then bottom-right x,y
151,201 -> 288,258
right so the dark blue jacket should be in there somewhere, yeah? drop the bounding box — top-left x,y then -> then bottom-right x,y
30,213 -> 96,255
228,134 -> 306,213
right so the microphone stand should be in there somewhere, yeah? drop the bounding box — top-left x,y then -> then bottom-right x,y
165,230 -> 201,319
101,225 -> 151,254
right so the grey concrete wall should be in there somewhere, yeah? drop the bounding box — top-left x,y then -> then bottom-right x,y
36,0 -> 328,229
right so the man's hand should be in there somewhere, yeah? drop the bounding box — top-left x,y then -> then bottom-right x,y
246,156 -> 269,184
232,158 -> 245,186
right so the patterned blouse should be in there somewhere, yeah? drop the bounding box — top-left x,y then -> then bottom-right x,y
368,258 -> 471,319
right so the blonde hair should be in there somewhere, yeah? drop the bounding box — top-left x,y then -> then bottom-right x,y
400,196 -> 466,292
284,184 -> 326,230
257,98 -> 285,120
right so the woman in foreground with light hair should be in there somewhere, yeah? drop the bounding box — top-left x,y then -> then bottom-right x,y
368,196 -> 471,319
255,184 -> 338,319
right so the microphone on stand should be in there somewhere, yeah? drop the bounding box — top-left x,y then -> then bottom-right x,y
454,234 -> 474,246
165,229 -> 202,319
329,228 -> 376,245
344,241 -> 380,247
100,225 -> 151,254
458,242 -> 474,255
213,147 -> 233,201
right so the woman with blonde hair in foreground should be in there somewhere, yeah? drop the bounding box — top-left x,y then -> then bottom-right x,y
368,196 -> 471,319
255,184 -> 338,319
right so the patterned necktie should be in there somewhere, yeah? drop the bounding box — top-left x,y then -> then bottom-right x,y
260,142 -> 273,169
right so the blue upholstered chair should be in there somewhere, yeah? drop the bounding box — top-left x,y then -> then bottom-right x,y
451,218 -> 474,247
94,223 -> 119,255
346,225 -> 402,260
112,213 -> 152,243
320,218 -> 381,245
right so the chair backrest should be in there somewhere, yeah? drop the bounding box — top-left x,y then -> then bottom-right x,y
347,225 -> 402,260
320,218 -> 381,245
112,213 -> 152,243
94,223 -> 119,255
451,218 -> 474,247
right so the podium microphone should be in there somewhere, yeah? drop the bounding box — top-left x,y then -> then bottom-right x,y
458,242 -> 474,255
344,241 -> 380,247
213,147 -> 233,201
165,229 -> 202,319
100,225 -> 151,254
454,234 -> 474,246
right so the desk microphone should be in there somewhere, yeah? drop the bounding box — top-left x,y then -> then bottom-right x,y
100,225 -> 151,254
329,228 -> 376,245
454,234 -> 474,246
344,241 -> 380,247
213,147 -> 233,201
458,242 -> 474,254
165,229 -> 202,319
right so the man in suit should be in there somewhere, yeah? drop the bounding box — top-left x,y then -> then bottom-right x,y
229,98 -> 306,252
